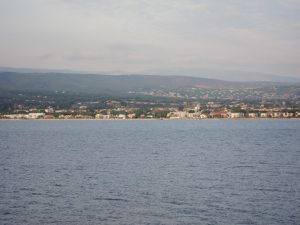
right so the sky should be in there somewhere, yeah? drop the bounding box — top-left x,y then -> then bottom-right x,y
0,0 -> 300,79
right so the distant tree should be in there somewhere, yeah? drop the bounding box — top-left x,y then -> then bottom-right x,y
134,109 -> 150,118
111,110 -> 127,116
100,110 -> 108,115
154,111 -> 170,118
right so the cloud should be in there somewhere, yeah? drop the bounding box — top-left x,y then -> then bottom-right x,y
39,53 -> 56,60
0,0 -> 299,77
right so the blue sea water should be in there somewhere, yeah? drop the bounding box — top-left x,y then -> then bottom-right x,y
0,120 -> 300,225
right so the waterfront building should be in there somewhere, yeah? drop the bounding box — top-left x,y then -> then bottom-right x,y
229,112 -> 244,118
247,113 -> 258,118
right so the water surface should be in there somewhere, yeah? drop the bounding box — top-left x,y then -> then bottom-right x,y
0,120 -> 299,225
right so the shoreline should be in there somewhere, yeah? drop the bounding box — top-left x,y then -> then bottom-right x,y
1,118 -> 300,121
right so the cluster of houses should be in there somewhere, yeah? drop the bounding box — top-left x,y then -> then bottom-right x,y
2,113 -> 46,119
167,111 -> 298,119
1,110 -> 299,120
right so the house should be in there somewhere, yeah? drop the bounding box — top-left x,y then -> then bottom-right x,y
168,111 -> 187,119
44,115 -> 55,119
127,113 -> 136,119
229,112 -> 244,118
270,112 -> 282,118
247,112 -> 258,118
187,112 -> 201,119
260,112 -> 269,118
209,111 -> 228,118
282,112 -> 294,118
200,114 -> 208,119
95,114 -> 104,119
45,107 -> 54,113
27,113 -> 45,119
4,114 -> 27,119
118,114 -> 126,119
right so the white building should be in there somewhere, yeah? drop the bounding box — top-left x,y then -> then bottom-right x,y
168,111 -> 187,119
229,112 -> 244,118
4,114 -> 27,119
282,112 -> 294,118
200,114 -> 208,119
248,113 -> 258,118
45,107 -> 54,113
27,113 -> 45,119
260,112 -> 269,118
195,104 -> 201,112
118,114 -> 126,119
127,113 -> 136,119
95,114 -> 104,119
270,112 -> 282,118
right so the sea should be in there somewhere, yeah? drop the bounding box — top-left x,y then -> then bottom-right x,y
0,120 -> 299,225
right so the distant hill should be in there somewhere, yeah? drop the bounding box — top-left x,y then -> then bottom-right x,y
196,70 -> 300,83
0,72 -> 245,95
2,66 -> 299,83
0,71 -> 295,98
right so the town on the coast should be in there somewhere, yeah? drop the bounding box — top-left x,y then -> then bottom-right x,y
2,99 -> 300,120
1,72 -> 300,120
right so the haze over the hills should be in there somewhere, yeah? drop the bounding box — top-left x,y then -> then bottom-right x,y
1,0 -> 299,81
0,72 -> 237,95
1,71 -> 298,99
1,67 -> 299,83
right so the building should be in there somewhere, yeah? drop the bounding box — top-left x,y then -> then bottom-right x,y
209,111 -> 228,118
95,114 -> 104,119
260,112 -> 269,118
44,115 -> 55,119
118,114 -> 126,119
247,112 -> 258,118
27,113 -> 45,119
282,112 -> 294,118
169,111 -> 188,119
127,113 -> 136,119
199,114 -> 208,119
194,104 -> 201,112
229,112 -> 244,118
3,114 -> 27,119
45,107 -> 54,113
270,112 -> 282,118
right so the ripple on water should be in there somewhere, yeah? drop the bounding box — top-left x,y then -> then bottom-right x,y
0,120 -> 299,225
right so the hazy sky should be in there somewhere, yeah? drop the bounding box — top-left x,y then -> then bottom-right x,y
0,0 -> 300,78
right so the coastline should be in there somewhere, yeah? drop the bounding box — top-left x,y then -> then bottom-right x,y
1,118 -> 300,121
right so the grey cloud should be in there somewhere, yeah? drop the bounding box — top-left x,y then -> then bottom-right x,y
39,53 -> 56,60
64,43 -> 160,62
0,0 -> 299,78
